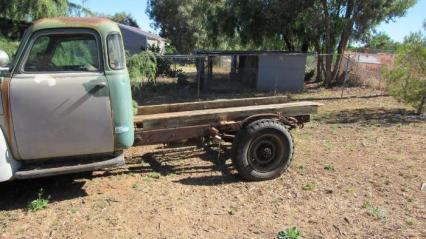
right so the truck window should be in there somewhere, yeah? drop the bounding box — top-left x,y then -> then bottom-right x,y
107,33 -> 125,70
24,33 -> 100,72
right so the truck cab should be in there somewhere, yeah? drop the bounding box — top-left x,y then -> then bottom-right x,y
0,18 -> 134,182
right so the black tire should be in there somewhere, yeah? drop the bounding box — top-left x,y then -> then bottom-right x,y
232,119 -> 294,181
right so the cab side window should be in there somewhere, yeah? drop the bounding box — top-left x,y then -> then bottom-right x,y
24,33 -> 100,72
107,33 -> 125,70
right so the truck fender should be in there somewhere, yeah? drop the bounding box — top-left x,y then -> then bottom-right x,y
0,129 -> 21,182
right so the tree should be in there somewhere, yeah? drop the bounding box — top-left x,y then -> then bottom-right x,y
364,32 -> 398,51
109,12 -> 139,28
386,31 -> 426,114
316,0 -> 416,86
0,0 -> 93,39
0,0 -> 69,21
148,0 -> 415,85
147,0 -> 225,53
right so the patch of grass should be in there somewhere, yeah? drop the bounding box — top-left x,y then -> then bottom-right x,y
0,210 -> 10,227
69,208 -> 79,214
227,206 -> 237,215
385,156 -> 399,161
94,200 -> 109,210
302,183 -> 316,191
329,124 -> 339,131
146,172 -> 161,179
277,227 -> 301,239
324,164 -> 335,171
132,183 -> 140,190
406,219 -> 415,226
27,188 -> 50,212
362,201 -> 386,220
323,140 -> 333,151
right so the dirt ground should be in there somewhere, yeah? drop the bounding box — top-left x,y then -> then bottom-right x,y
0,87 -> 425,239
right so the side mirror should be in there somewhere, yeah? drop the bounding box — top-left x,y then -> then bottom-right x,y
0,49 -> 10,68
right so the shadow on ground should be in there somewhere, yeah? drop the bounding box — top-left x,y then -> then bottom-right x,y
0,144 -> 238,211
316,107 -> 422,126
0,174 -> 89,211
134,144 -> 240,186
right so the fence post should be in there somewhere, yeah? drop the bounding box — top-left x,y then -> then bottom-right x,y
341,54 -> 350,98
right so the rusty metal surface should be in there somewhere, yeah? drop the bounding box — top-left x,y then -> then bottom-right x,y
31,17 -> 119,34
134,113 -> 312,146
0,78 -> 20,159
134,125 -> 212,146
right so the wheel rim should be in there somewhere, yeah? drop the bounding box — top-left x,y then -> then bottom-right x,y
247,133 -> 285,172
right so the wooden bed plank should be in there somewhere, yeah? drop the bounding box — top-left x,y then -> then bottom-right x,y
137,96 -> 289,115
135,101 -> 322,130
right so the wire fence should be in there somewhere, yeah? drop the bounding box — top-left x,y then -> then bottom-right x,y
134,52 -> 393,105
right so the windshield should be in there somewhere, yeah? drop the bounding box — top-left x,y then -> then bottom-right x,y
23,33 -> 100,72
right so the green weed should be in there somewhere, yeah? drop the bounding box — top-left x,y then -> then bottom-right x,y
277,227 -> 301,239
323,140 -> 333,151
27,188 -> 49,212
302,183 -> 316,191
228,206 -> 237,215
147,172 -> 161,179
362,201 -> 386,220
324,164 -> 335,171
132,183 -> 140,190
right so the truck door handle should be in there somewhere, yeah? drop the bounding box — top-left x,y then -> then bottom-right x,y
95,82 -> 107,87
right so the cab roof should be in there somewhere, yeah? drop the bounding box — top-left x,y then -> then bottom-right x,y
30,17 -> 121,36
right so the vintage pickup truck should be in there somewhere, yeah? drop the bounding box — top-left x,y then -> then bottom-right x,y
0,17 -> 321,182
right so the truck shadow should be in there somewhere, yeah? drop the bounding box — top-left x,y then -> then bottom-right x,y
0,174 -> 89,211
0,144 -> 239,211
315,107 -> 423,126
126,144 -> 241,186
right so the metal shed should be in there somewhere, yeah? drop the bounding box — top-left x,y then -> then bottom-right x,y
195,51 -> 307,92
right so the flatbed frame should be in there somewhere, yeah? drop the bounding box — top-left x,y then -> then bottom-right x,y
134,96 -> 321,145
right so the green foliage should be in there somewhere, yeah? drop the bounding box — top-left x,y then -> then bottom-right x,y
132,100 -> 138,116
108,12 -> 139,28
302,183 -> 316,191
324,164 -> 335,171
146,172 -> 161,179
165,44 -> 178,54
27,188 -> 50,212
0,36 -> 18,59
147,0 -> 226,53
364,32 -> 399,51
386,31 -> 426,114
0,0 -> 69,21
362,201 -> 386,220
277,227 -> 301,239
127,51 -> 157,89
148,0 -> 415,84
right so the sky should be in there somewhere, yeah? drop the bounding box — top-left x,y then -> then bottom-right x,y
71,0 -> 426,42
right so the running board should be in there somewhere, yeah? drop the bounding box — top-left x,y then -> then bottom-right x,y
15,154 -> 125,180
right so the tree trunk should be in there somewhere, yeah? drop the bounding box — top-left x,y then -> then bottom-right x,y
417,96 -> 425,115
320,0 -> 333,87
331,0 -> 354,84
315,42 -> 323,82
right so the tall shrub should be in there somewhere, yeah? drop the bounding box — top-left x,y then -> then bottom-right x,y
0,36 -> 19,59
126,51 -> 157,89
386,32 -> 426,115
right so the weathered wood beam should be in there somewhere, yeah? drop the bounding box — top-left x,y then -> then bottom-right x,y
135,101 -> 322,130
137,96 -> 289,115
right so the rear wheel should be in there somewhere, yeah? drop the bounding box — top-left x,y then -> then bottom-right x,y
232,119 -> 294,181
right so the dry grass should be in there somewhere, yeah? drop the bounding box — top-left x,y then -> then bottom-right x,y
0,88 -> 425,238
